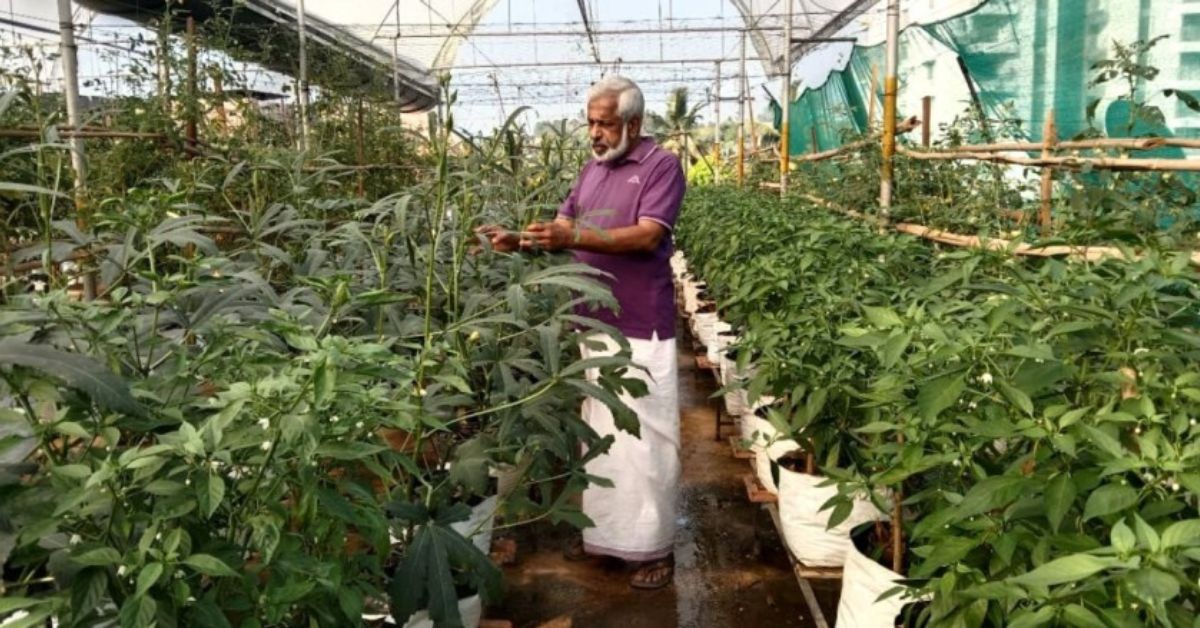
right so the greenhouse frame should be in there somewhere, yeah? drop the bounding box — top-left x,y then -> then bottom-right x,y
3,0 -> 1200,626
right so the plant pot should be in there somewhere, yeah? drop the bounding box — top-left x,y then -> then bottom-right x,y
690,312 -> 718,346
835,543 -> 909,628
451,495 -> 498,556
738,413 -> 757,442
363,594 -> 483,628
777,465 -> 888,567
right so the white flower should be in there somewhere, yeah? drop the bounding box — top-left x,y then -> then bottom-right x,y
69,534 -> 81,546
1172,482 -> 1181,492
355,421 -> 364,429
330,415 -> 340,423
258,418 -> 270,430
468,330 -> 481,342
1133,347 -> 1149,355
260,441 -> 271,452
1134,426 -> 1142,435
1191,418 -> 1197,426
184,478 -> 191,486
952,459 -> 962,467
117,565 -> 127,577
978,372 -> 994,386
968,401 -> 978,410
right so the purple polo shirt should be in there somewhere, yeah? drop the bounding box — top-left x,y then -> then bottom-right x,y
557,137 -> 686,340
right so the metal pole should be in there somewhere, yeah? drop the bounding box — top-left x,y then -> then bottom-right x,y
392,0 -> 402,103
296,0 -> 311,153
879,0 -> 900,217
56,0 -> 95,300
714,61 -> 721,185
737,30 -> 746,187
779,0 -> 792,197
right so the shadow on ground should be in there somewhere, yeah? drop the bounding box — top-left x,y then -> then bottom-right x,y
490,325 -> 840,628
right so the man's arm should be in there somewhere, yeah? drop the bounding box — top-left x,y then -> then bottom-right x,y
523,217 -> 666,254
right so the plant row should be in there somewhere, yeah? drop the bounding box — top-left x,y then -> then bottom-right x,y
676,186 -> 1200,627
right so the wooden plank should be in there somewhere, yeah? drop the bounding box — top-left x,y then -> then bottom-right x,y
763,502 -> 834,627
743,473 -> 778,503
729,435 -> 754,459
695,355 -> 717,371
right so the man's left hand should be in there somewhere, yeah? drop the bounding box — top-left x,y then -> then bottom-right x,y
523,221 -> 574,252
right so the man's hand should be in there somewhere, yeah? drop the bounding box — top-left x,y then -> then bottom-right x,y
523,221 -> 574,252
474,224 -> 521,253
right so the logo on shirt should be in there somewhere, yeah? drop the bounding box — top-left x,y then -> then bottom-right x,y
626,175 -> 641,185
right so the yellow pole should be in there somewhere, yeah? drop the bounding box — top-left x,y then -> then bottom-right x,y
879,0 -> 900,219
780,0 -> 792,197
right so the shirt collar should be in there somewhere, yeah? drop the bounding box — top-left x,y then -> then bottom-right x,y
599,136 -> 655,167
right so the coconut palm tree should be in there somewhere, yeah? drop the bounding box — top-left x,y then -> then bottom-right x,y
645,87 -> 708,166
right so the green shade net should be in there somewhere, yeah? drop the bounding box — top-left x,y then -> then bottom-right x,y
773,0 -> 1200,158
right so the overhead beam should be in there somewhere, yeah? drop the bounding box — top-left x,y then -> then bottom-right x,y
791,0 -> 875,59
575,0 -> 602,64
436,56 -> 769,72
393,25 -> 788,39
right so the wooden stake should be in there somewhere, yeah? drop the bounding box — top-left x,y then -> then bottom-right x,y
809,126 -> 819,154
921,96 -> 932,148
1039,109 -> 1057,236
185,16 -> 198,157
355,98 -> 367,198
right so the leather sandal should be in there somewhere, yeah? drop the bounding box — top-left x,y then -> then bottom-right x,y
630,555 -> 675,590
562,536 -> 590,562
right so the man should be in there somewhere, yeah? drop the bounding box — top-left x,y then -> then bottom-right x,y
481,75 -> 685,589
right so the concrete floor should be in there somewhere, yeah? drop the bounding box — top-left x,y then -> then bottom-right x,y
491,330 -> 840,628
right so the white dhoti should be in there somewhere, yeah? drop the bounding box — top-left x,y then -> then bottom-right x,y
579,332 -> 680,561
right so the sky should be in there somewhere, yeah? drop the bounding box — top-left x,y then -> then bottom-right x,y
1,0 -> 865,133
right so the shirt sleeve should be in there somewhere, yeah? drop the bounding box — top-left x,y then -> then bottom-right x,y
557,166 -> 588,221
636,157 -> 686,231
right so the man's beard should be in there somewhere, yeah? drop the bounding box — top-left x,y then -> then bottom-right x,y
593,125 -> 630,162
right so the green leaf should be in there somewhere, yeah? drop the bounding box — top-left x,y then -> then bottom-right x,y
567,380 -> 639,438
917,373 -> 966,421
119,595 -> 156,628
1045,473 -> 1076,532
911,537 -> 979,578
72,547 -> 122,567
1083,484 -> 1138,521
1161,519 -> 1200,549
880,332 -> 912,369
0,341 -> 143,416
183,554 -> 238,578
1009,554 -> 1122,588
997,381 -> 1034,416
0,181 -> 69,199
197,472 -> 225,519
1079,425 -> 1125,458
1008,606 -> 1056,628
1111,519 -> 1135,555
954,476 -> 1033,518
1060,604 -> 1105,628
863,306 -> 903,329
0,598 -> 41,615
1128,568 -> 1180,602
135,562 -> 164,597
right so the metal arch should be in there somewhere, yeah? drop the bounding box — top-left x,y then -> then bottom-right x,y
727,0 -> 787,76
427,0 -> 503,71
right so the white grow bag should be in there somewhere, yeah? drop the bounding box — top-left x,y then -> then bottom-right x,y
452,495 -> 498,556
751,416 -> 801,494
776,467 -> 888,567
835,544 -> 910,628
399,594 -> 483,628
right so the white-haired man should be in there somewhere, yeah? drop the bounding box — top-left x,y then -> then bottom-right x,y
481,76 -> 685,589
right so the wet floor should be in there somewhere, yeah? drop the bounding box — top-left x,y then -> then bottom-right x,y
491,326 -> 840,628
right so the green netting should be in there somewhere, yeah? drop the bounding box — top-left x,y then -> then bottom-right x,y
774,0 -> 1200,157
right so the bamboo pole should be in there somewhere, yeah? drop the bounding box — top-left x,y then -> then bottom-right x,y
56,0 -> 95,301
296,0 -> 311,153
925,137 -> 1170,153
355,98 -> 366,198
868,63 -> 878,129
715,60 -> 722,185
737,30 -> 747,187
791,116 -> 920,163
779,0 -> 793,198
185,16 -> 198,156
1039,109 -> 1057,235
921,96 -> 932,148
879,0 -> 901,217
898,145 -> 1200,172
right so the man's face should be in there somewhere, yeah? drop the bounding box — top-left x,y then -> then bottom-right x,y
587,95 -> 639,162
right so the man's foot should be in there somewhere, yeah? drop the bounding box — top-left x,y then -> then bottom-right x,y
562,536 -> 590,562
630,555 -> 674,590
